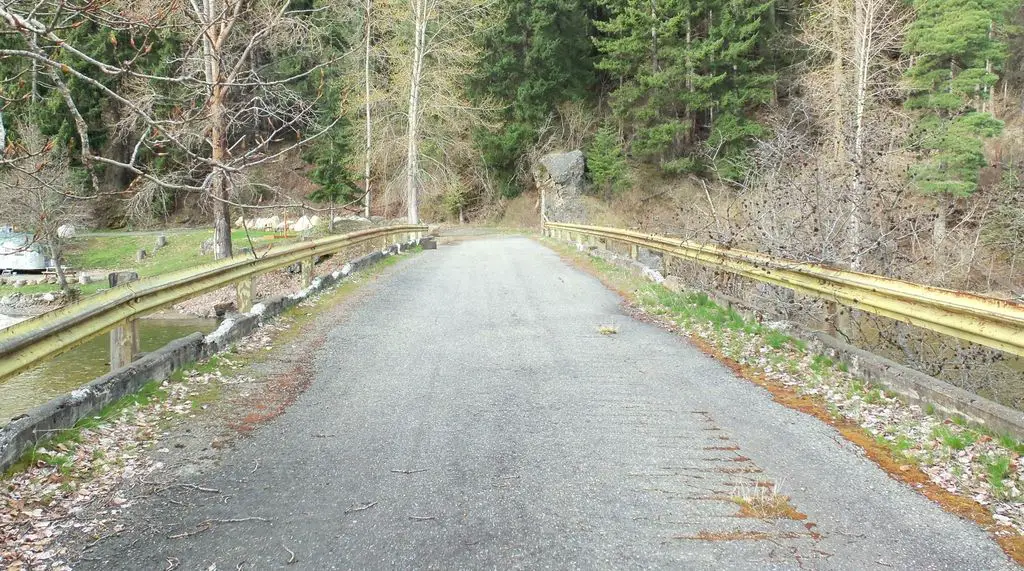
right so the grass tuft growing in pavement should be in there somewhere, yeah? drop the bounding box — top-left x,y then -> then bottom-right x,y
730,482 -> 806,521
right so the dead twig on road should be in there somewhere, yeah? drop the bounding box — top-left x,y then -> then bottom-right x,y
168,517 -> 270,539
409,515 -> 436,521
283,544 -> 297,564
141,478 -> 221,494
84,527 -> 125,550
390,468 -> 427,474
344,501 -> 377,514
165,558 -> 180,571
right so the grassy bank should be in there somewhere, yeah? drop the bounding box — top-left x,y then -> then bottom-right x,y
1,229 -> 282,297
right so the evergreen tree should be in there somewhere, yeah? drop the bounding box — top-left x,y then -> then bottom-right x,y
593,0 -> 775,177
704,0 -> 776,179
903,0 -> 1015,195
587,125 -> 630,193
470,0 -> 599,195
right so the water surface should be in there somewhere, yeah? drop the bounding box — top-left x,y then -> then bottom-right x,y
0,318 -> 218,424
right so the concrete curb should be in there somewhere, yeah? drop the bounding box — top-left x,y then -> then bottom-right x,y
0,240 -> 419,472
574,240 -> 1024,440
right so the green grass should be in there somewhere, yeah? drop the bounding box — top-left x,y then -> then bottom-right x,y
1,229 -> 281,297
68,229 -> 279,278
810,354 -> 835,375
998,434 -> 1024,455
983,454 -> 1013,496
764,329 -> 792,350
864,388 -> 884,405
932,425 -> 979,451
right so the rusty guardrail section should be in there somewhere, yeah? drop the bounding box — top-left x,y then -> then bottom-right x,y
0,225 -> 426,381
545,222 -> 1024,357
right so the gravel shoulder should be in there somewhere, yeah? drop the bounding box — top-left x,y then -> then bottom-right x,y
71,237 -> 1015,569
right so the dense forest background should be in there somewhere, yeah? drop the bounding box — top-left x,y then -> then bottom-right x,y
1,0 -> 1023,293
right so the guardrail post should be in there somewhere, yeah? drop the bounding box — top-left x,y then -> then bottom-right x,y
301,257 -> 314,288
662,254 -> 672,277
236,276 -> 255,313
110,318 -> 138,371
629,243 -> 639,260
107,271 -> 140,371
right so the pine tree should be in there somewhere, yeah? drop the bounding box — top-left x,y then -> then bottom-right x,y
704,0 -> 776,179
470,0 -> 599,195
903,0 -> 1015,196
593,0 -> 775,177
587,125 -> 630,193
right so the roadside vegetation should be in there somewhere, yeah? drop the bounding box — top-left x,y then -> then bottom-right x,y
546,238 -> 1024,552
0,230 -> 282,298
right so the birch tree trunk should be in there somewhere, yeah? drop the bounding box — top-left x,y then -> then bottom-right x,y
364,0 -> 373,219
831,0 -> 846,160
848,0 -> 872,269
405,0 -> 427,225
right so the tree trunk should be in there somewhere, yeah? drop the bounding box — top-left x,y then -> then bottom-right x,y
211,89 -> 232,259
650,0 -> 658,72
31,33 -> 39,103
364,0 -> 373,219
48,243 -> 68,293
848,0 -> 872,270
831,0 -> 845,159
405,0 -> 426,225
933,195 -> 948,249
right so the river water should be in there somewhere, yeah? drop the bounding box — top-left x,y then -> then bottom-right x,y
0,317 -> 218,425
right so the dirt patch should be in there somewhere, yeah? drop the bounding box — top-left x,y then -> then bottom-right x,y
677,530 -> 809,542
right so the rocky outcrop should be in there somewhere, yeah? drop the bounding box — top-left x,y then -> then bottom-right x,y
534,150 -> 586,224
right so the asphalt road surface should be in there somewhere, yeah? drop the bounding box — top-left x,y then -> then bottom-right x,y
83,236 -> 1016,570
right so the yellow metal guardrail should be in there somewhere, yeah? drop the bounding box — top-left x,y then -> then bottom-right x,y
545,222 -> 1024,357
0,225 -> 426,381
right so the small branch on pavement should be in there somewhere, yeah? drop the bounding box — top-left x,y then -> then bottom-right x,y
84,528 -> 125,549
408,515 -> 436,521
344,501 -> 377,514
140,478 -> 221,494
168,517 -> 270,539
165,558 -> 180,571
179,483 -> 221,494
390,468 -> 427,474
251,460 -> 260,474
283,544 -> 297,564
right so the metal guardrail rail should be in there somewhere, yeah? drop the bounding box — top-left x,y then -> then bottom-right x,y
545,222 -> 1024,357
0,225 -> 426,381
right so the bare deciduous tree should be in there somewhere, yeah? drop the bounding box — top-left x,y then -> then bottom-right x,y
1,122 -> 90,292
0,0 -> 341,259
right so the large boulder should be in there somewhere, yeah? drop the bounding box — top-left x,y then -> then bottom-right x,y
292,215 -> 312,232
534,150 -> 586,224
57,225 -> 76,239
309,215 -> 322,228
